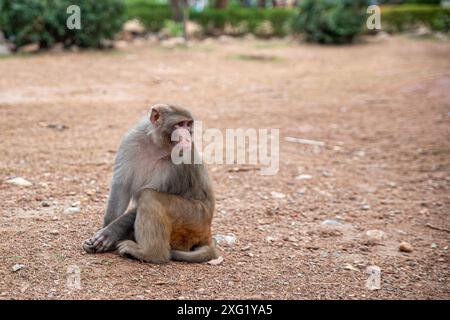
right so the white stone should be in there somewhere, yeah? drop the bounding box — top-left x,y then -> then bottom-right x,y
366,229 -> 386,241
207,256 -> 224,266
296,174 -> 313,180
213,234 -> 236,246
5,177 -> 32,187
12,264 -> 25,272
270,191 -> 286,199
64,207 -> 81,215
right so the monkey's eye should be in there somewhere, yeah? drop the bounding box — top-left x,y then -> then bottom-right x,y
177,120 -> 193,128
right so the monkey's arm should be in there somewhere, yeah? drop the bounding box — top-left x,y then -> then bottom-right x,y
106,206 -> 137,238
83,207 -> 137,253
103,181 -> 132,227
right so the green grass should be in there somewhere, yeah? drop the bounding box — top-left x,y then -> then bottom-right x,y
253,41 -> 292,49
229,53 -> 283,62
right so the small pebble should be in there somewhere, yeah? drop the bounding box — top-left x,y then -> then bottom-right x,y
12,264 -> 25,272
64,207 -> 81,215
41,201 -> 51,207
399,241 -> 413,253
321,219 -> 341,226
321,171 -> 332,177
207,256 -> 224,266
343,263 -> 359,272
366,229 -> 386,241
282,236 -> 297,242
296,174 -> 312,180
266,236 -> 277,243
213,234 -> 236,246
270,191 -> 286,199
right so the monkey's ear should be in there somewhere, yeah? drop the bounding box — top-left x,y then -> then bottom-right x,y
149,104 -> 171,124
150,108 -> 160,124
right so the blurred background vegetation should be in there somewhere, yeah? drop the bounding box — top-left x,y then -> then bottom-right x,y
0,0 -> 449,51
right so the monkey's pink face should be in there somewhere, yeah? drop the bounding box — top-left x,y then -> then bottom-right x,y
149,104 -> 194,149
172,121 -> 193,148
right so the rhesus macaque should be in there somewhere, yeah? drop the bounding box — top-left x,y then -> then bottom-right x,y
83,104 -> 218,263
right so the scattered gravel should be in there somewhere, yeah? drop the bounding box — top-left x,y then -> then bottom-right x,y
0,36 -> 448,299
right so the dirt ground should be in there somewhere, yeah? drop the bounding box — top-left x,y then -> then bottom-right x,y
0,35 -> 449,300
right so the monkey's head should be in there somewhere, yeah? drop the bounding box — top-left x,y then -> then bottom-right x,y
149,104 -> 194,150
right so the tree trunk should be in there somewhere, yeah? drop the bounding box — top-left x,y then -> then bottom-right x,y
181,0 -> 189,41
214,0 -> 228,9
258,0 -> 266,8
170,0 -> 182,22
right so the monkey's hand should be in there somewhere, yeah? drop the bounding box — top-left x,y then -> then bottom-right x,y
82,227 -> 117,253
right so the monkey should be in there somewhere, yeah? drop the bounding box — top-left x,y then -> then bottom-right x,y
82,104 -> 218,263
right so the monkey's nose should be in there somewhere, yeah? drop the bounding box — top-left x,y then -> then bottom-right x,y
172,128 -> 192,148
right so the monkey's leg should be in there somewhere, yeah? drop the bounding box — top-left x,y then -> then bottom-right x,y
139,190 -> 218,263
117,192 -> 171,264
83,207 -> 136,253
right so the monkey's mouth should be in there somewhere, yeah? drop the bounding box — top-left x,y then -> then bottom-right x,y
172,128 -> 192,148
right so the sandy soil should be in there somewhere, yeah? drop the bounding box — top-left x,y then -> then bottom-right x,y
0,35 -> 449,300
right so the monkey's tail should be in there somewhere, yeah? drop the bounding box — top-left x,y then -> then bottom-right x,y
171,245 -> 218,263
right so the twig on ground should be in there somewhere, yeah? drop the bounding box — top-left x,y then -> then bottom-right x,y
227,166 -> 260,173
425,223 -> 450,233
285,137 -> 325,146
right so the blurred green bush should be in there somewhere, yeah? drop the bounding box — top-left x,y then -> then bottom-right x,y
125,0 -> 172,32
125,0 -> 295,37
382,4 -> 450,32
191,7 -> 295,37
3,0 -> 445,51
163,19 -> 183,37
0,0 -> 125,49
124,1 -> 449,40
291,0 -> 369,44
377,0 -> 441,4
125,1 -> 450,39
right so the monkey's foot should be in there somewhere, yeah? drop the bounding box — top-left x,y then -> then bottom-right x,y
82,228 -> 116,253
117,240 -> 137,258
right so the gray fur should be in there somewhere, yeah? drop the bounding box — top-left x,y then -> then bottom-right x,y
171,245 -> 218,263
104,115 -> 212,226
